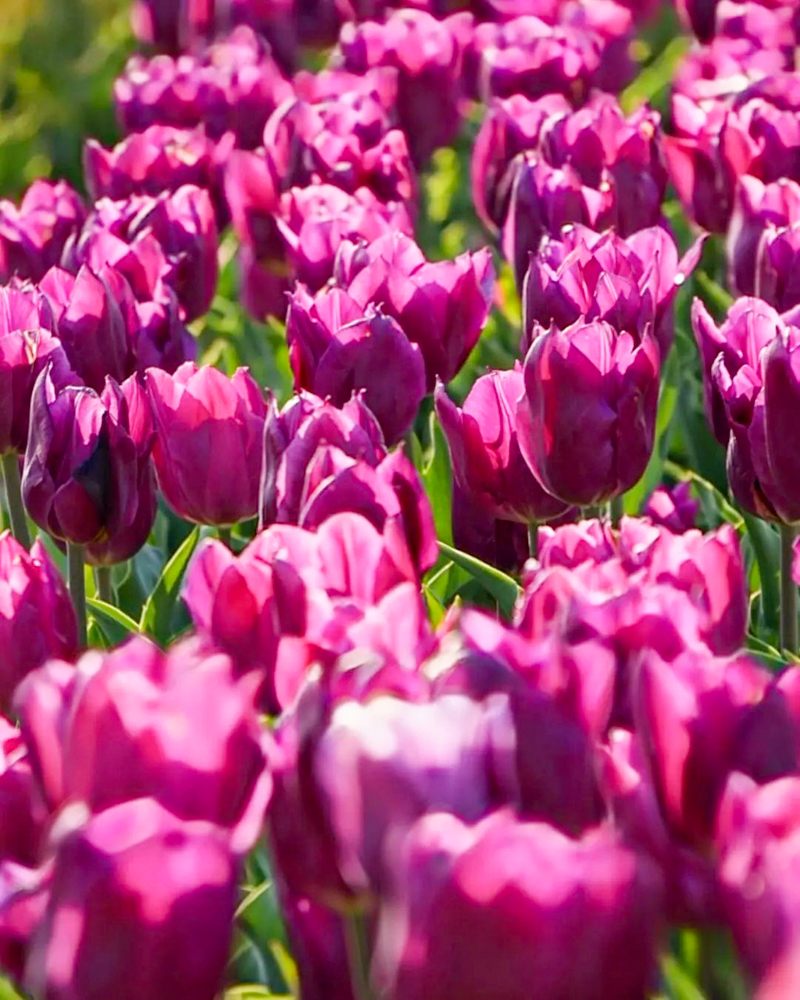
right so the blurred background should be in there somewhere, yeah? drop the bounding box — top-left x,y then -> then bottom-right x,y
0,0 -> 132,197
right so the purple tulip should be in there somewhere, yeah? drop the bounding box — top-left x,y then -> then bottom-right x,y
260,391 -> 438,575
0,285 -> 74,456
115,26 -> 293,150
435,367 -> 569,524
84,125 -> 233,225
517,319 -> 660,506
522,224 -> 704,358
451,483 -> 535,573
15,636 -> 273,851
0,180 -> 85,284
37,266 -> 134,393
471,92 -> 572,232
146,362 -> 267,526
286,285 -> 426,446
338,10 -> 473,167
473,12 -> 633,104
642,482 -> 699,533
22,370 -> 155,552
372,811 -> 663,1000
0,717 -> 46,867
0,861 -> 48,984
336,232 -> 495,389
502,95 -> 667,286
24,798 -> 239,1000
0,535 -> 78,714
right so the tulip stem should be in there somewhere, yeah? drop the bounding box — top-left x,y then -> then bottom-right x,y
528,523 -> 538,559
343,912 -> 373,1000
1,453 -> 30,549
95,566 -> 113,606
609,494 -> 624,528
780,524 -> 798,655
218,525 -> 232,548
67,542 -> 87,648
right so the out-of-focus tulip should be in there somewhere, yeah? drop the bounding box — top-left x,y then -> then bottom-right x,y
338,11 -> 473,167
471,92 -> 572,232
0,535 -> 78,714
643,483 -> 699,533
372,811 -> 664,1000
260,391 -> 438,575
0,180 -> 85,284
15,636 -> 273,851
115,26 -> 293,150
22,370 -> 155,553
0,285 -> 74,457
285,286 -> 426,446
522,224 -> 704,358
517,319 -> 660,506
450,483 -> 532,574
84,125 -> 233,224
335,232 -> 496,390
0,717 -> 46,866
146,362 -> 267,526
38,266 -> 134,393
502,95 -> 667,286
436,367 -> 569,524
25,798 -> 239,1000
0,861 -> 48,984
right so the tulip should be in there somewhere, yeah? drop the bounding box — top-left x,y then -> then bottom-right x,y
0,535 -> 78,714
642,483 -> 699,533
471,92 -> 572,232
338,11 -> 473,167
37,265 -> 134,393
336,232 -> 495,389
0,180 -> 85,284
502,95 -> 667,287
114,26 -> 293,150
84,125 -> 234,224
675,0 -> 719,40
517,319 -> 660,506
0,861 -> 48,985
522,224 -> 704,359
450,483 -> 531,574
25,798 -> 239,1000
436,367 -> 569,524
372,811 -> 664,1000
146,362 -> 267,526
0,717 -> 46,866
286,286 -> 426,446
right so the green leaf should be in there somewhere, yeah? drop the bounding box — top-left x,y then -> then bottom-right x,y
139,526 -> 201,644
695,271 -> 734,316
87,598 -> 140,646
620,34 -> 689,114
0,977 -> 24,1000
437,541 -> 521,617
659,955 -> 707,1000
420,411 -> 453,547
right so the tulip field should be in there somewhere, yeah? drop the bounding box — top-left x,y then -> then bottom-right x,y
6,0 -> 800,997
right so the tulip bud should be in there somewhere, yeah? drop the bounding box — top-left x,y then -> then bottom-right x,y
517,319 -> 660,506
146,362 -> 267,526
0,180 -> 85,284
0,717 -> 47,866
286,286 -> 426,447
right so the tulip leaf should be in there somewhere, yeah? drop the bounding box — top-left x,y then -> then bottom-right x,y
659,956 -> 707,1000
695,271 -> 733,317
620,34 -> 689,114
419,411 -> 453,547
437,542 -> 521,617
139,526 -> 201,644
0,978 -> 24,1000
86,598 -> 140,647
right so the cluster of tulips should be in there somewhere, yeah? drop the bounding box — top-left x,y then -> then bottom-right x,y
5,0 -> 800,997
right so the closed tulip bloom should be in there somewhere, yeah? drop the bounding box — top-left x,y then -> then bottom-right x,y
517,319 -> 660,506
523,224 -> 704,358
38,265 -> 134,393
642,483 -> 699,533
373,811 -> 664,1000
0,285 -> 74,456
436,367 -> 569,524
0,535 -> 78,714
286,286 -> 426,446
25,798 -> 239,1000
761,319 -> 800,521
146,362 -> 267,525
22,370 -> 151,549
337,232 -> 496,389
0,180 -> 85,284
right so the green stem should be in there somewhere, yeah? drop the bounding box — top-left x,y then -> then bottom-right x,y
528,523 -> 538,559
95,566 -> 114,606
742,513 -> 780,634
218,525 -> 232,548
780,523 -> 798,656
609,494 -> 625,528
582,505 -> 602,519
1,452 -> 30,549
342,912 -> 372,1000
67,542 -> 87,648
